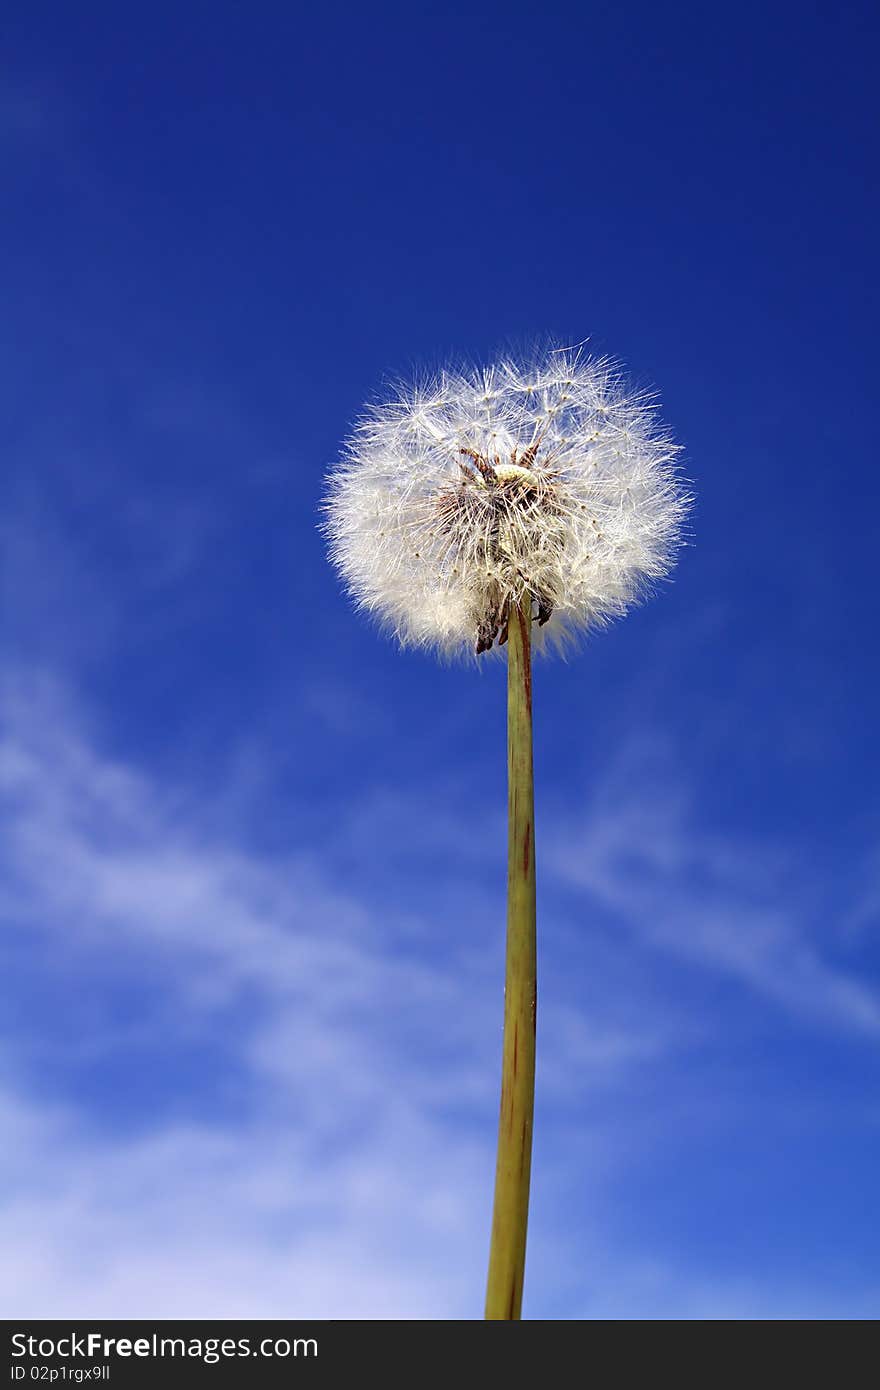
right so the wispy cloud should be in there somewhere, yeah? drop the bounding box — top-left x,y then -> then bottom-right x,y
3,671 -> 879,1318
0,669 -> 499,1316
544,740 -> 880,1037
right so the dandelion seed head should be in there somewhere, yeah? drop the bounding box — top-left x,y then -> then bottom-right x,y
323,347 -> 691,660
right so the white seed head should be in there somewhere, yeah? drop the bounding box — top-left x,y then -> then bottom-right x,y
323,347 -> 691,660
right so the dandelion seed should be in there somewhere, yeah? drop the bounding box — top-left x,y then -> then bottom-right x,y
324,348 -> 688,659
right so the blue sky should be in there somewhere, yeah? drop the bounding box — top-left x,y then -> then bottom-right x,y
2,1 -> 879,1318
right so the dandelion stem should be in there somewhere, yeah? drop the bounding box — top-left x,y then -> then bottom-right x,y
485,593 -> 536,1320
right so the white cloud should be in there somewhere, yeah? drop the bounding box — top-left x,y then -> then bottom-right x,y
3,672 -> 879,1319
0,1083 -> 487,1318
544,742 -> 880,1037
0,674 -> 504,1316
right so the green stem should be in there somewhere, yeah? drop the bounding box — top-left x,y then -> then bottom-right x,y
485,594 -> 537,1320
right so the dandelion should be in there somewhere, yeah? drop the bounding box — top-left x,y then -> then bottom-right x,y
323,345 -> 690,1318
